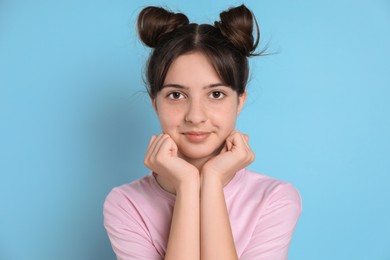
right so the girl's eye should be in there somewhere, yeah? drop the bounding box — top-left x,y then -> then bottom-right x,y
209,91 -> 225,99
168,92 -> 184,100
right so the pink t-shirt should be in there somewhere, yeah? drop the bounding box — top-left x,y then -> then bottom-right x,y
104,168 -> 302,259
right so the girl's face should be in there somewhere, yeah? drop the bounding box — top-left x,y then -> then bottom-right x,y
152,51 -> 246,163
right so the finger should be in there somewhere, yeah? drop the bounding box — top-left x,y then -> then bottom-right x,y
233,131 -> 250,149
229,130 -> 240,136
219,139 -> 230,153
231,131 -> 255,164
242,134 -> 251,150
226,129 -> 239,142
145,134 -> 160,160
230,131 -> 248,152
146,135 -> 157,150
224,130 -> 247,152
226,138 -> 233,151
150,134 -> 169,159
217,141 -> 227,154
156,135 -> 177,157
239,133 -> 255,161
147,134 -> 166,160
145,135 -> 159,167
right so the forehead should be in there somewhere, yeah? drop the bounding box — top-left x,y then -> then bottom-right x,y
164,52 -> 222,87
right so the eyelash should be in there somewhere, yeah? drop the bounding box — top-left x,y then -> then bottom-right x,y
167,92 -> 185,100
208,91 -> 226,99
166,91 -> 226,100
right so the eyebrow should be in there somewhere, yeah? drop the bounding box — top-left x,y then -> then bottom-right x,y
161,83 -> 228,90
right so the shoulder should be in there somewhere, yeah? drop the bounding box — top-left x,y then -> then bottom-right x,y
105,174 -> 151,203
103,175 -> 169,259
103,173 -> 175,224
241,168 -> 302,214
235,170 -> 302,258
103,174 -> 154,224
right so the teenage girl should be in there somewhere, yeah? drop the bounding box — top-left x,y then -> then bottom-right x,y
104,4 -> 302,260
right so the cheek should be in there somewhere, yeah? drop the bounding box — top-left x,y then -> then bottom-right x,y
210,105 -> 238,130
157,106 -> 183,131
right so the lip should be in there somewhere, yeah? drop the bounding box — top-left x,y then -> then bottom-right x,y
183,131 -> 211,143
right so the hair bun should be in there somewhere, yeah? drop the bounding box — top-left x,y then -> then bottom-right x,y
214,4 -> 260,56
137,6 -> 189,48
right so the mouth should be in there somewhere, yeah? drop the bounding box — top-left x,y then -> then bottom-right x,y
182,131 -> 211,143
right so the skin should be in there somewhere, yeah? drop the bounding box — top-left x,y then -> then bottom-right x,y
143,51 -> 255,260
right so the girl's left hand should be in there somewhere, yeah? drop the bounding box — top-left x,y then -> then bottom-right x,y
201,130 -> 255,186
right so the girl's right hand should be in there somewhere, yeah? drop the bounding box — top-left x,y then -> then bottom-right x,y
144,134 -> 199,192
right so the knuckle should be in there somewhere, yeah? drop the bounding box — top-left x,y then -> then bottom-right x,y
250,153 -> 255,162
143,158 -> 150,167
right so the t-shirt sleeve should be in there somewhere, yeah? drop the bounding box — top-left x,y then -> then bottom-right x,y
103,188 -> 162,260
240,183 -> 302,260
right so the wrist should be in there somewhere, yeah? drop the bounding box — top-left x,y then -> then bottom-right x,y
176,182 -> 200,197
201,172 -> 224,189
176,174 -> 201,194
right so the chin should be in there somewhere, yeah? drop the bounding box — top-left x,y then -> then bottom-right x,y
178,144 -> 223,161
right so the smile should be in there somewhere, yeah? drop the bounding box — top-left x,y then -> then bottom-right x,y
183,131 -> 211,143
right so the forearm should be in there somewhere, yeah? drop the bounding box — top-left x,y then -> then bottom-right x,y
200,174 -> 238,260
165,182 -> 200,260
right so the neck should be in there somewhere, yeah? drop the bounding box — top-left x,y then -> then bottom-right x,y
180,155 -> 212,172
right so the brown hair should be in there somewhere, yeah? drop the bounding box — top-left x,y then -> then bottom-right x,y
137,4 -> 263,98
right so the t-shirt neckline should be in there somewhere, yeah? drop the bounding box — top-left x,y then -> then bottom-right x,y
149,168 -> 246,201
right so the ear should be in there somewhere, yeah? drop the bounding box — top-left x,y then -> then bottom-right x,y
237,91 -> 247,115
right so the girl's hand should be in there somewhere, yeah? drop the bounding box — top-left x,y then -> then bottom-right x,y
144,134 -> 199,192
201,130 -> 255,186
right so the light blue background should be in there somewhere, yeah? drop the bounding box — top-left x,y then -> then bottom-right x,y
1,0 -> 389,259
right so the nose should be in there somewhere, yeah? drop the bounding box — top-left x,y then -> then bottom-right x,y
185,99 -> 207,124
